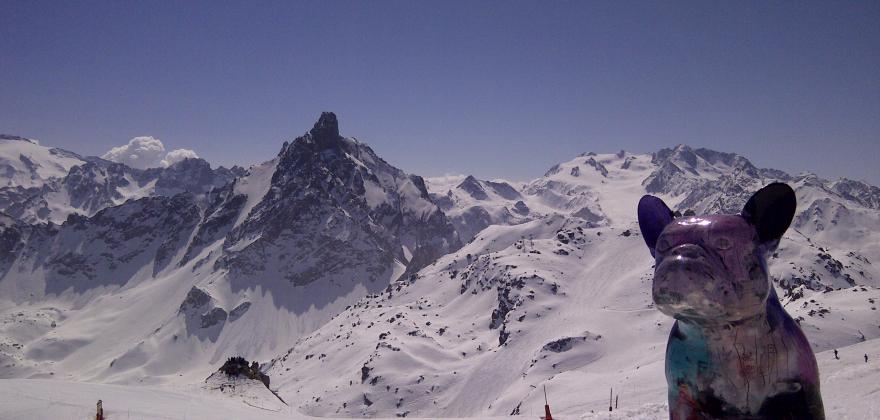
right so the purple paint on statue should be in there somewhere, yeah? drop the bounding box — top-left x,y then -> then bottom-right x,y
638,183 -> 825,419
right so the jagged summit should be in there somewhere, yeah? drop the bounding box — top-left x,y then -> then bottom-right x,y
457,175 -> 489,200
309,111 -> 340,139
219,111 -> 458,287
279,112 -> 347,154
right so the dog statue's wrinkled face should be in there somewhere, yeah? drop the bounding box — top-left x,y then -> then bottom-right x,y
638,183 -> 797,324
652,215 -> 768,322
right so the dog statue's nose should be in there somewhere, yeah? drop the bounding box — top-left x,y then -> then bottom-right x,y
670,244 -> 704,259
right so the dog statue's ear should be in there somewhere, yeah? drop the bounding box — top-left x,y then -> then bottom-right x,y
638,195 -> 674,258
742,183 -> 797,250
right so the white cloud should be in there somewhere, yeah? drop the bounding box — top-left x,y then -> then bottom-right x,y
102,136 -> 199,169
161,148 -> 199,167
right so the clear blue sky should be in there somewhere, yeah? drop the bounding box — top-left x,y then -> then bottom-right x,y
2,1 -> 878,184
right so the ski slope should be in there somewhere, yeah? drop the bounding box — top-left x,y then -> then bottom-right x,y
1,339 -> 878,419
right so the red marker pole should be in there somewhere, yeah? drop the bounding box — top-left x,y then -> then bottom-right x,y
543,385 -> 553,420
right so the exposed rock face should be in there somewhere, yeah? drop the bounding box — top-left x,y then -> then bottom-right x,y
0,114 -> 463,375
642,144 -> 791,214
457,175 -> 508,201
200,307 -> 228,329
426,175 -> 530,242
228,301 -> 251,321
0,135 -> 32,142
484,180 -> 522,201
512,200 -> 529,215
217,356 -> 270,388
0,156 -> 242,225
64,162 -> 132,212
31,194 -> 202,294
146,157 -> 245,197
179,181 -> 246,266
541,335 -> 590,353
0,213 -> 26,278
0,194 -> 203,303
177,286 -> 228,340
310,111 -> 340,138
2,118 -> 878,417
0,135 -> 87,189
458,176 -> 489,200
830,178 -> 880,210
216,112 -> 460,286
179,287 -> 212,314
584,157 -> 608,177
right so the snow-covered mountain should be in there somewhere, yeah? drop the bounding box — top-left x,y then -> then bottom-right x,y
0,135 -> 87,189
266,148 -> 880,417
1,119 -> 878,419
426,175 -> 533,242
0,113 -> 459,388
214,112 -> 458,288
423,151 -> 639,242
267,214 -> 880,417
637,145 -> 880,294
429,147 -> 879,295
0,136 -> 245,224
260,146 -> 880,417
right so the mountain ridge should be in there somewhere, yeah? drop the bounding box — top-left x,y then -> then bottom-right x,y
0,115 -> 878,418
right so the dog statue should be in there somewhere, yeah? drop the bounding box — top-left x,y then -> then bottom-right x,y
637,183 -> 824,419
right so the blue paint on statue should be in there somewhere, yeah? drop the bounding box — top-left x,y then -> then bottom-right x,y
665,322 -> 711,383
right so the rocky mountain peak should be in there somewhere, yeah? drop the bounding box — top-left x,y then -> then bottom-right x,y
652,144 -> 697,167
215,113 -> 458,292
309,111 -> 340,139
279,112 -> 347,157
457,175 -> 488,200
653,144 -> 762,176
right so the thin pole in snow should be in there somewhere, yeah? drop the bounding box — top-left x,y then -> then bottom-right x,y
609,387 -> 613,412
543,385 -> 553,420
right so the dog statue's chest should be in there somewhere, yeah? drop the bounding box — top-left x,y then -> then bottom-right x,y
667,320 -> 806,416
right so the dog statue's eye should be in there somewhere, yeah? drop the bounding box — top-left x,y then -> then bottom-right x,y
714,236 -> 732,250
656,238 -> 672,253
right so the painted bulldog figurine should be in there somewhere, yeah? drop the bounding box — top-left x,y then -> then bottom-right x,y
637,183 -> 824,419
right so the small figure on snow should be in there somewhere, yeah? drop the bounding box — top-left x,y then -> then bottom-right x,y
96,399 -> 104,420
834,349 -> 839,360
